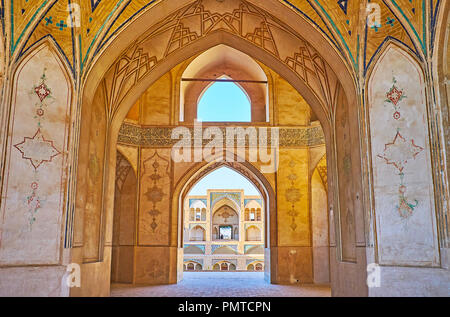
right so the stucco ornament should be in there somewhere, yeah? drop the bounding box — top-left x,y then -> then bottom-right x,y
286,160 -> 301,231
144,156 -> 166,232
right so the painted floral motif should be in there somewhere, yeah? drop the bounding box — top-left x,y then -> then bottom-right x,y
377,131 -> 424,173
385,78 -> 407,120
14,129 -> 61,169
14,70 -> 59,229
219,208 -> 234,223
34,82 -> 51,102
396,173 -> 418,219
26,181 -> 43,228
377,79 -> 423,220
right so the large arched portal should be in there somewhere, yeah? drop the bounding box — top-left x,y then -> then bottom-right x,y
0,0 -> 374,297
0,0 -> 448,299
104,38 -> 337,292
73,0 -> 363,297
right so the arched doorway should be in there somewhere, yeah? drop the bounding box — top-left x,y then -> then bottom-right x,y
174,156 -> 275,282
31,0 -> 361,296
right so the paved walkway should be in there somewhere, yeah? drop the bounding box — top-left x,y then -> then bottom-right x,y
111,272 -> 331,297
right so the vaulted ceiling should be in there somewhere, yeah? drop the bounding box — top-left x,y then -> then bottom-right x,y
0,0 -> 443,81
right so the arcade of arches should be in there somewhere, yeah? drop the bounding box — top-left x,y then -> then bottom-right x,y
0,0 -> 449,297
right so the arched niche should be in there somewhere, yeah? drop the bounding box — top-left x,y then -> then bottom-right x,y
245,245 -> 264,255
246,225 -> 262,241
212,203 -> 239,240
0,38 -> 74,296
184,260 -> 202,271
189,225 -> 206,241
111,151 -> 137,284
188,199 -> 207,222
211,196 -> 241,214
181,45 -> 268,123
214,261 -> 235,271
311,163 -> 330,284
244,200 -> 263,221
367,42 -> 439,267
247,261 -> 264,271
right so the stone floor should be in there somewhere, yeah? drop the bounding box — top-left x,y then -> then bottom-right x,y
111,272 -> 331,297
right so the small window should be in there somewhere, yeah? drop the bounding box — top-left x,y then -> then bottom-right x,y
197,79 -> 251,122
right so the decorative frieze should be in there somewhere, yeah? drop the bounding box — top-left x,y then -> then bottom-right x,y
118,123 -> 325,148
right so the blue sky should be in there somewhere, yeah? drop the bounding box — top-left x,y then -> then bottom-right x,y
189,167 -> 260,196
197,81 -> 251,122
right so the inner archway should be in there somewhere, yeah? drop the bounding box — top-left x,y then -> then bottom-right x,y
181,166 -> 265,275
174,156 -> 276,286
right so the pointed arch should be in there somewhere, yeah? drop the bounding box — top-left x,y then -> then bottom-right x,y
197,75 -> 252,122
365,39 -> 425,83
364,35 -> 421,76
189,225 -> 206,241
11,36 -> 75,96
245,225 -> 262,241
181,44 -> 267,122
172,150 -> 276,281
366,41 -> 440,268
198,75 -> 252,106
0,35 -> 74,296
211,197 -> 240,215
73,0 -> 363,296
184,244 -> 205,254
82,0 -> 354,122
